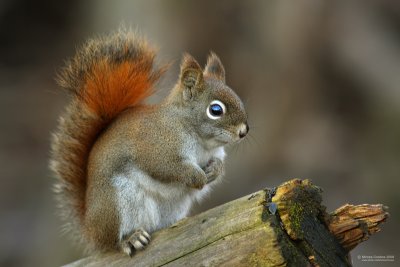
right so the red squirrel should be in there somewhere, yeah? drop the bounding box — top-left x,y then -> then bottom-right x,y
50,29 -> 249,256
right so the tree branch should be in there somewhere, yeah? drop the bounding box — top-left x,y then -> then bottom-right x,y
66,179 -> 388,267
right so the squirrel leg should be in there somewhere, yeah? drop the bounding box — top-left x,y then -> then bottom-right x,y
204,158 -> 225,184
120,228 -> 151,257
180,161 -> 208,189
158,160 -> 207,189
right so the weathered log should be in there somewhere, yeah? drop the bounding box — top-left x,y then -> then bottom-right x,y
65,179 -> 388,267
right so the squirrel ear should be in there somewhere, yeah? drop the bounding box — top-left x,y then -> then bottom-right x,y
204,52 -> 225,83
180,53 -> 204,100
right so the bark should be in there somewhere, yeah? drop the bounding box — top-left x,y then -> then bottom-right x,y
66,179 -> 388,267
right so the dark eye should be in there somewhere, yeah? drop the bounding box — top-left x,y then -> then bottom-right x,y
207,100 -> 226,120
210,104 -> 223,116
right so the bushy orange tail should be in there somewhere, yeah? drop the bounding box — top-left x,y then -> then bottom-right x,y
50,30 -> 165,237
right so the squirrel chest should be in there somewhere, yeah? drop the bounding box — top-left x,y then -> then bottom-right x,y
182,135 -> 226,168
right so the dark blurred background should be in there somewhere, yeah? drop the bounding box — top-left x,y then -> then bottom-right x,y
0,0 -> 399,266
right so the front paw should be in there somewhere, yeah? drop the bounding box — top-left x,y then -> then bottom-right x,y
120,228 -> 151,257
186,174 -> 207,190
204,158 -> 224,184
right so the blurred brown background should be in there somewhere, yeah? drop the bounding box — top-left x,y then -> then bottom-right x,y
0,0 -> 399,266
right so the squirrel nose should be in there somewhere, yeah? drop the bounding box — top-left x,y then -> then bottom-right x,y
239,124 -> 249,138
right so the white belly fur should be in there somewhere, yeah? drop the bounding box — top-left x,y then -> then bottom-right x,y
112,147 -> 225,240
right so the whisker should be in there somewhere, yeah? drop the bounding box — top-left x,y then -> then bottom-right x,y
248,132 -> 261,147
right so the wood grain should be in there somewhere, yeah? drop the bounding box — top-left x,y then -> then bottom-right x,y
65,179 -> 388,267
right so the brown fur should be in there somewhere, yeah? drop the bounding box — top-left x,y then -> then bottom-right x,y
50,30 -> 247,254
50,29 -> 166,240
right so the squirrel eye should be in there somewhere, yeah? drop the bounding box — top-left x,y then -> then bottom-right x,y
207,100 -> 226,120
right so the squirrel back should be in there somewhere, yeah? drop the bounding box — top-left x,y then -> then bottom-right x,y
50,30 -> 165,237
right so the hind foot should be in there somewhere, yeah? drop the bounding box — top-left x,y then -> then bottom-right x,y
120,228 -> 151,256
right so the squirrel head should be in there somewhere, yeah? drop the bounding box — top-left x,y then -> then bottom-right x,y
169,53 -> 249,148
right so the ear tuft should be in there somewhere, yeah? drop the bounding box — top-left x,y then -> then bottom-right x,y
204,52 -> 225,82
181,53 -> 202,72
180,53 -> 204,100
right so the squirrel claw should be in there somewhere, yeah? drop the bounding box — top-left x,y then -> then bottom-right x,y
121,228 -> 151,257
204,158 -> 224,184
